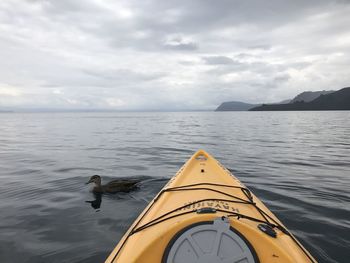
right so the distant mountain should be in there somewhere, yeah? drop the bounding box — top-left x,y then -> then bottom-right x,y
250,87 -> 350,111
289,90 -> 335,103
279,99 -> 291,104
215,101 -> 259,111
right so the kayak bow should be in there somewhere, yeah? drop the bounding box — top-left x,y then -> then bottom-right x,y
106,150 -> 316,263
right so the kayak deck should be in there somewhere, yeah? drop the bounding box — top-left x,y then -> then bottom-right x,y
105,150 -> 316,263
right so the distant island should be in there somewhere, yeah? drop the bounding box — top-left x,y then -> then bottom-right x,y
289,90 -> 334,104
215,101 -> 260,111
216,88 -> 350,111
250,87 -> 350,111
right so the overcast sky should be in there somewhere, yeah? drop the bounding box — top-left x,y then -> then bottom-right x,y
0,0 -> 350,110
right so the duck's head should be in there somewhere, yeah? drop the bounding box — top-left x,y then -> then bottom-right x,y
86,175 -> 101,185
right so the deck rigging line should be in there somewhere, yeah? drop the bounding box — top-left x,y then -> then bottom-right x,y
110,183 -> 316,263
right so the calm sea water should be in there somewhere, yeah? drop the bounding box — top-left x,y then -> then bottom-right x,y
0,111 -> 349,263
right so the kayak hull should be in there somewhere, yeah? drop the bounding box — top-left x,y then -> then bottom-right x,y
106,150 -> 316,263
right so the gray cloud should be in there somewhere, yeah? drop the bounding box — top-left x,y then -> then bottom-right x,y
0,0 -> 350,110
82,69 -> 166,83
274,74 -> 291,83
163,36 -> 198,51
164,42 -> 197,51
202,56 -> 236,65
247,44 -> 272,51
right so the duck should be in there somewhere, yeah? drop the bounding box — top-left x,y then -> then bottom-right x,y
86,175 -> 141,194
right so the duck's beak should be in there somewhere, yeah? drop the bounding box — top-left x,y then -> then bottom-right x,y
86,179 -> 93,185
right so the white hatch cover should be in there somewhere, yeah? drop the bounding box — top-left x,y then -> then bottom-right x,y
162,217 -> 258,263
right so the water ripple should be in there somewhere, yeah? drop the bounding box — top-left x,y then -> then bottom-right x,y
0,111 -> 349,263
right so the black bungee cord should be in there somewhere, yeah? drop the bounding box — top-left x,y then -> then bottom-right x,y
110,183 -> 316,263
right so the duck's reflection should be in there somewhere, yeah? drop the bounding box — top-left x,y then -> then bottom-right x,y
85,192 -> 102,210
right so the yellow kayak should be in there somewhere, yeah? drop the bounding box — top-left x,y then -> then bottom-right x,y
106,150 -> 316,263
